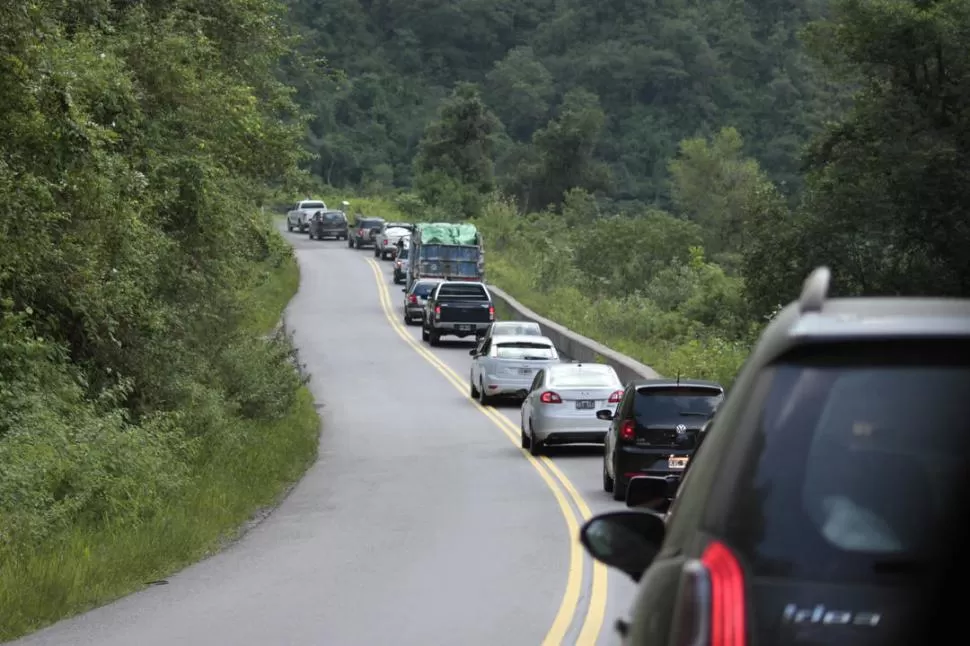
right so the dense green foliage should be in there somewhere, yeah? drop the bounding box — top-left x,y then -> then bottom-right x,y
0,0 -> 318,636
290,0 -> 969,386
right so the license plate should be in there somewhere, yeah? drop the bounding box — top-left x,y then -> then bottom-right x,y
457,325 -> 471,331
575,400 -> 595,410
518,368 -> 532,375
668,456 -> 689,470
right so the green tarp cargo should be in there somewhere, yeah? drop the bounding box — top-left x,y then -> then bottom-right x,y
414,222 -> 481,246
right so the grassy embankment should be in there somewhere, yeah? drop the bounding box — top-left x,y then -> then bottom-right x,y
315,190 -> 750,386
0,256 -> 319,642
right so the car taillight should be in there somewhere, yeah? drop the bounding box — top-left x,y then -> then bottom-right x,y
539,391 -> 562,404
383,239 -> 388,246
488,305 -> 495,320
434,306 -> 441,316
407,295 -> 417,304
358,229 -> 365,236
608,389 -> 623,403
619,419 -> 635,441
670,541 -> 747,646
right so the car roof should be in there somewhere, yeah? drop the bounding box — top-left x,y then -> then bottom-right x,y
751,267 -> 970,367
491,334 -> 555,346
628,378 -> 724,391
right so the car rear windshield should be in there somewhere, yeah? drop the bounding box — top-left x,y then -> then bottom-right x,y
495,342 -> 557,360
411,282 -> 438,297
721,341 -> 970,586
633,387 -> 722,425
300,202 -> 325,209
550,369 -> 619,388
493,322 -> 541,336
358,219 -> 383,228
322,212 -> 344,221
398,248 -> 410,259
437,283 -> 488,299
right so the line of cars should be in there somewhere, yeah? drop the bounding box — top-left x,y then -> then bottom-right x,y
398,276 -> 724,507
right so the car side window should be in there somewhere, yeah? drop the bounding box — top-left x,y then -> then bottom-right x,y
480,339 -> 491,356
530,370 -> 544,393
617,387 -> 635,419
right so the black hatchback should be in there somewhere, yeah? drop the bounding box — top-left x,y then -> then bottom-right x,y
578,266 -> 970,646
599,379 -> 722,501
308,210 -> 348,240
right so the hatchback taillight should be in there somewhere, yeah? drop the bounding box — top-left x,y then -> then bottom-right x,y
670,541 -> 747,646
539,391 -> 562,404
619,419 -> 635,441
608,389 -> 623,403
407,295 -> 417,304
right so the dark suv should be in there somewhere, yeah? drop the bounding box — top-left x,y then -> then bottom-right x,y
308,210 -> 348,240
579,266 -> 970,646
348,216 -> 385,249
599,379 -> 723,501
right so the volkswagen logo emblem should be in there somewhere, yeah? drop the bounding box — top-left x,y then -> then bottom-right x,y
675,424 -> 687,433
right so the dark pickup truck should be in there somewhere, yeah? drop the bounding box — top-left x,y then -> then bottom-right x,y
422,281 -> 494,346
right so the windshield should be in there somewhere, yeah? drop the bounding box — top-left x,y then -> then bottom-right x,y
492,322 -> 541,336
494,342 -> 557,360
300,201 -> 325,209
722,342 -> 970,585
550,369 -> 619,388
633,387 -> 722,425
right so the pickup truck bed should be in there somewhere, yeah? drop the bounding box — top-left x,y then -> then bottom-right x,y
423,282 -> 494,345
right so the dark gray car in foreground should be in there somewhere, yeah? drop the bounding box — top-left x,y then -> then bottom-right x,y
580,266 -> 970,646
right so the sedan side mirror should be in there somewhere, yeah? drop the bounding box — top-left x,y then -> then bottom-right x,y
595,409 -> 614,421
579,510 -> 666,582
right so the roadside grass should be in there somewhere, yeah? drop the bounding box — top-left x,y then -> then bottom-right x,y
0,258 -> 320,642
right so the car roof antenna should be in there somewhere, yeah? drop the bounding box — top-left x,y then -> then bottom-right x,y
676,370 -> 681,386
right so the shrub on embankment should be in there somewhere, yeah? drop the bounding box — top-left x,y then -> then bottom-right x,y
0,1 -> 319,639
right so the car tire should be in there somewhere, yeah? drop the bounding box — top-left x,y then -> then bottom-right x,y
602,456 -> 615,493
470,380 -> 479,399
429,330 -> 441,346
478,380 -> 492,406
287,222 -> 293,232
612,458 -> 627,501
348,238 -> 354,248
520,426 -> 531,449
421,326 -> 429,341
529,426 -> 542,456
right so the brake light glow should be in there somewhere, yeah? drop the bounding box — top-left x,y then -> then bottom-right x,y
407,295 -> 417,304
701,541 -> 746,646
539,391 -> 562,404
434,306 -> 441,316
383,238 -> 388,246
619,419 -> 635,440
358,229 -> 365,236
671,541 -> 747,646
608,389 -> 623,403
488,305 -> 495,320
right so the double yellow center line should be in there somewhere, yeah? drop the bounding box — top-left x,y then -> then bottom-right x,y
366,259 -> 607,645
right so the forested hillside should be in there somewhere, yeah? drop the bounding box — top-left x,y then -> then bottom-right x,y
288,0 -> 970,385
283,0 -> 843,204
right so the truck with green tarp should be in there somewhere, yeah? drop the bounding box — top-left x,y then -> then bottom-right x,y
406,222 -> 484,289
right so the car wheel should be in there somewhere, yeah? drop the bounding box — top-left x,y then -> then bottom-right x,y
470,379 -> 479,399
612,457 -> 627,501
529,425 -> 542,456
287,222 -> 293,232
602,455 -> 614,492
520,426 -> 531,449
421,326 -> 429,341
429,329 -> 441,346
348,238 -> 354,248
403,313 -> 410,326
478,380 -> 492,406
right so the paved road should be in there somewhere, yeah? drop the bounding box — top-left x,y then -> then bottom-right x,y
10,229 -> 636,646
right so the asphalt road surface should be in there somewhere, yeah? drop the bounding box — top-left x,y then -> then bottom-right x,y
9,229 -> 637,646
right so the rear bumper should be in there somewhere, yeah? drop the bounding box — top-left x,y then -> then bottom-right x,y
533,416 -> 611,443
616,446 -> 692,484
318,228 -> 346,236
405,304 -> 425,319
481,375 -> 533,398
433,321 -> 490,336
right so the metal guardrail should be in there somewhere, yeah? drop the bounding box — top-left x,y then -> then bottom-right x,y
486,284 -> 661,383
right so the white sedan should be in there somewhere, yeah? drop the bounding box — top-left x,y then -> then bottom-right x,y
469,335 -> 560,405
520,362 -> 623,455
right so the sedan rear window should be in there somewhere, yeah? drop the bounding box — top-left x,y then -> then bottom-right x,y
722,341 -> 970,586
633,387 -> 722,425
550,370 -> 620,388
495,342 -> 557,360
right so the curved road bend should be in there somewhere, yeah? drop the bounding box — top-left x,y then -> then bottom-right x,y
10,231 -> 604,646
365,249 -> 641,646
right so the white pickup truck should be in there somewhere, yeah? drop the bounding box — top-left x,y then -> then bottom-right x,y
286,199 -> 327,233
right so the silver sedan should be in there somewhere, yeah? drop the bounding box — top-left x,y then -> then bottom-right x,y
469,334 -> 561,405
519,362 -> 623,455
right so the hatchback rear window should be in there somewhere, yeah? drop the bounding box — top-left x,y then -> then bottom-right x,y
722,341 -> 970,586
323,212 -> 344,221
495,342 -> 557,360
411,282 -> 439,297
492,322 -> 541,336
633,387 -> 722,425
